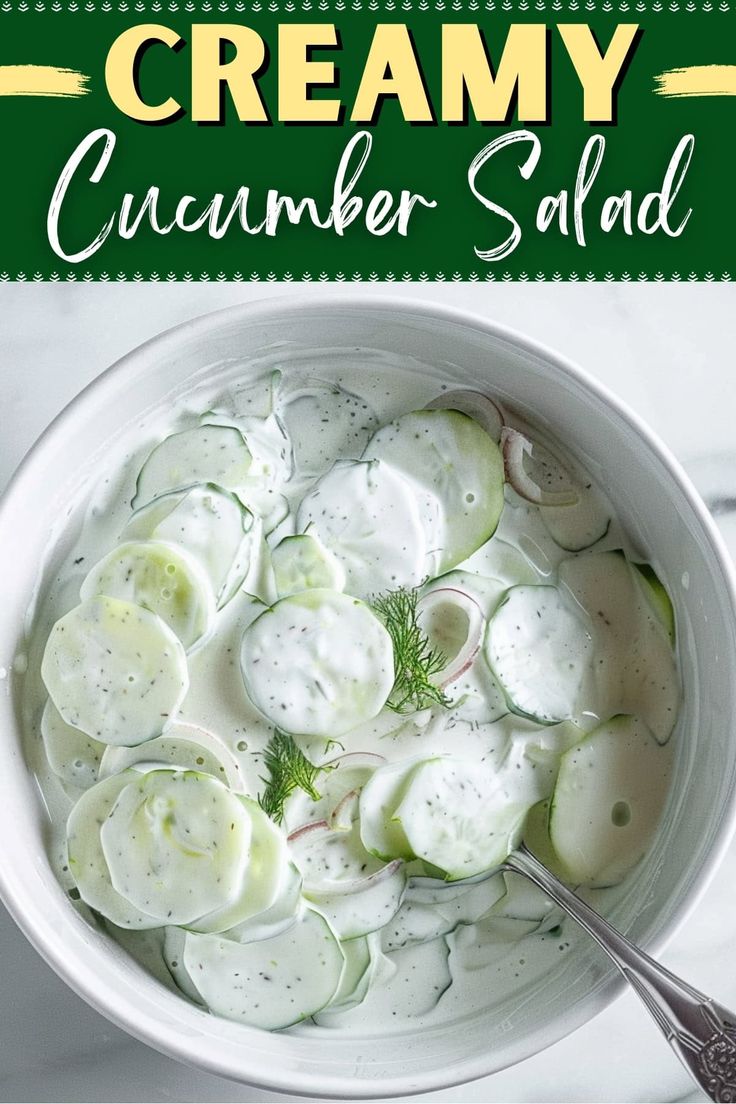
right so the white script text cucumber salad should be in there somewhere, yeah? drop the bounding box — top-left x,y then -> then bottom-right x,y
22,365 -> 679,1033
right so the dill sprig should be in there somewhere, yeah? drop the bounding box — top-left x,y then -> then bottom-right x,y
258,730 -> 325,824
372,586 -> 451,714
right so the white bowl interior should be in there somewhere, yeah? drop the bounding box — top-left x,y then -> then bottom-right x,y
2,298 -> 736,1098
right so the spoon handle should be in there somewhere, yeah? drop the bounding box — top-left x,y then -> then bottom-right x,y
505,844 -> 736,1102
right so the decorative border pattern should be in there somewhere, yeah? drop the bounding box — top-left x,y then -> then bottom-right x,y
0,270 -> 732,280
0,0 -> 731,11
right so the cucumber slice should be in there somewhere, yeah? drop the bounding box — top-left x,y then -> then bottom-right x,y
132,425 -> 252,509
42,596 -> 189,747
296,459 -> 440,598
384,872 -> 505,950
226,862 -> 303,944
317,936 -> 452,1025
99,770 -> 252,926
540,488 -> 611,552
163,926 -> 206,1005
66,770 -> 162,929
559,551 -> 679,744
190,797 -> 289,934
277,376 -> 379,481
358,758 -> 426,861
80,540 -> 215,651
307,860 -> 406,941
181,907 -> 345,1029
393,757 -> 527,880
444,652 -> 508,726
238,489 -> 289,537
376,938 -> 453,1018
289,815 -> 407,938
272,534 -> 346,598
98,721 -> 243,792
41,699 -> 103,790
460,537 -> 539,587
489,871 -> 562,926
317,934 -> 371,1013
421,569 -> 505,621
485,584 -> 593,725
364,409 -> 505,571
290,818 -> 387,885
633,562 -> 676,645
549,714 -> 673,887
284,752 -> 383,833
417,570 -> 508,724
522,799 -> 568,880
124,484 -> 257,610
240,589 -> 394,739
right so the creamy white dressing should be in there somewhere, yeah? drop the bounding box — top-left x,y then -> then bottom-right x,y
18,351 -> 679,1036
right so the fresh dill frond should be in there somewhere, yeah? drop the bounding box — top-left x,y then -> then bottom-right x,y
372,586 -> 451,714
258,730 -> 325,824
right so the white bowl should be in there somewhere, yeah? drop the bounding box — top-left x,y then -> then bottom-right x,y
2,294 -> 736,1099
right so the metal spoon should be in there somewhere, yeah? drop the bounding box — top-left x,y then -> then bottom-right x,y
506,844 -> 736,1102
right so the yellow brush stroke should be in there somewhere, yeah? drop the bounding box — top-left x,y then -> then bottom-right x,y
0,65 -> 90,98
654,64 -> 736,98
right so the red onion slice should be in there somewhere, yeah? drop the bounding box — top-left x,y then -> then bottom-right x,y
501,427 -> 580,507
330,788 -> 360,831
287,818 -> 332,844
305,858 -> 404,899
426,390 -> 504,443
288,817 -> 404,897
321,751 -> 386,772
416,586 -> 484,687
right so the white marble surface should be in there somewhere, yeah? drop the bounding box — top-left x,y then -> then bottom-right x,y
1,283 -> 735,1104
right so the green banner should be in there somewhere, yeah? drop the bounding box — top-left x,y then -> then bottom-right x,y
0,3 -> 733,279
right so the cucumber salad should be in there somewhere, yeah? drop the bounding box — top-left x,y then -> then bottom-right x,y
22,362 -> 680,1034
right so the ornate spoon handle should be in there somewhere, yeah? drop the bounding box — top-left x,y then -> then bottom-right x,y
505,844 -> 736,1102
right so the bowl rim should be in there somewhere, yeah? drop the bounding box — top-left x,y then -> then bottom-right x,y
2,290 -> 736,1099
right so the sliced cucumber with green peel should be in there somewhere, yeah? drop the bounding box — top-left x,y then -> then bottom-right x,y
241,589 -> 394,739
559,551 -> 679,744
358,757 -> 426,861
306,859 -> 406,941
549,714 -> 672,887
66,770 -> 163,929
283,752 -> 384,833
383,872 -> 505,950
272,533 -> 346,598
316,934 -> 372,1013
163,927 -> 205,1005
124,484 -> 257,610
277,376 -> 379,480
421,569 -> 505,621
181,907 -> 345,1029
225,861 -> 303,944
133,425 -> 252,510
522,799 -> 567,879
290,818 -> 387,884
289,817 -> 407,940
42,596 -> 189,747
540,486 -> 611,552
98,721 -> 243,792
100,770 -> 252,926
633,562 -> 676,645
393,757 -> 527,880
485,584 -> 593,725
41,699 -> 103,790
296,459 -> 440,597
460,537 -> 539,587
364,409 -> 505,571
190,798 -> 289,934
80,540 -> 215,651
